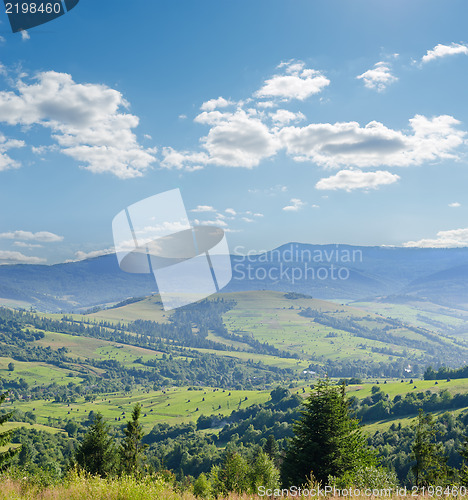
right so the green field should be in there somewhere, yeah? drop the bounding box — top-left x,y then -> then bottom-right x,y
218,291 -> 447,362
346,378 -> 468,399
3,386 -> 271,429
353,300 -> 468,338
37,290 -> 468,372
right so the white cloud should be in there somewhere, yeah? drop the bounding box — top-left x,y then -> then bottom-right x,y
357,62 -> 398,92
162,109 -> 279,169
283,198 -> 305,212
248,185 -> 288,196
163,62 -> 466,174
21,30 -> 30,41
0,230 -> 63,242
279,115 -> 465,169
13,242 -> 43,248
191,205 -> 215,213
270,109 -> 305,125
0,250 -> 45,264
422,43 -> 468,63
256,101 -> 275,109
404,228 -> 468,248
69,248 -> 114,262
31,144 -> 59,156
160,147 -> 207,170
200,97 -> 234,112
0,133 -> 25,171
0,71 -> 156,178
316,169 -> 400,191
225,208 -> 237,215
255,60 -> 330,101
449,202 -> 461,208
192,218 -> 227,228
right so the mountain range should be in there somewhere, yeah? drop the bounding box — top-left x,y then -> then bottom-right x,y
1,243 -> 468,311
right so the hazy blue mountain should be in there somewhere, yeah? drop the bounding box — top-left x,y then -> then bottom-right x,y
1,243 -> 468,311
403,263 -> 468,307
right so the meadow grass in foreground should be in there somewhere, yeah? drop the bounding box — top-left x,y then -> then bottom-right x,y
0,475 -> 460,500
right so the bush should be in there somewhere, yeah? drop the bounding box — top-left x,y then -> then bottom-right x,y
329,466 -> 399,490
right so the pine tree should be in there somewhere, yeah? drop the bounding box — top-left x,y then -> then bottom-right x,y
119,403 -> 147,476
74,412 -> 116,477
281,378 -> 376,486
460,436 -> 468,486
0,391 -> 19,469
264,434 -> 279,463
411,409 -> 448,486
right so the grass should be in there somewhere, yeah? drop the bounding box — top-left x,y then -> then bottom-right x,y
346,378 -> 468,399
0,474 -> 460,500
31,291 -> 468,375
0,474 -> 195,500
0,357 -> 84,387
219,291 -> 427,363
189,347 -> 310,370
0,422 -> 65,435
362,406 -> 468,434
4,386 -> 271,429
352,300 -> 468,337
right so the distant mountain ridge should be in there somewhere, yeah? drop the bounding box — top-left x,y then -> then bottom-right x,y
1,243 -> 468,311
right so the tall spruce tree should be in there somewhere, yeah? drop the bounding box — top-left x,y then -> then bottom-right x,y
281,378 -> 376,486
74,412 -> 116,477
411,409 -> 448,486
0,391 -> 19,469
460,436 -> 468,485
119,403 -> 147,476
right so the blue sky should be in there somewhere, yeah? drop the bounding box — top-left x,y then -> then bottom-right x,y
1,0 -> 468,264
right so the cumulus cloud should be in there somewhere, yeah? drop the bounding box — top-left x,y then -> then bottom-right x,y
191,205 -> 215,213
162,109 -> 279,169
68,248 -> 114,262
316,169 -> 400,191
200,97 -> 234,111
0,71 -> 156,178
404,228 -> 468,248
13,242 -> 43,248
0,250 -> 45,264
21,30 -> 30,41
0,133 -> 25,171
270,109 -> 305,125
255,60 -> 330,101
248,185 -> 288,196
163,62 -> 466,173
283,198 -> 305,212
357,62 -> 398,92
422,43 -> 468,63
279,115 -> 465,169
0,230 -> 63,242
192,217 -> 227,227
449,202 -> 461,208
225,208 -> 237,215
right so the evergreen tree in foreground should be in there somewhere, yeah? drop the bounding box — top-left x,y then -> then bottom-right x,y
74,412 -> 116,477
411,409 -> 449,486
0,391 -> 19,469
281,378 -> 376,486
119,403 -> 147,476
